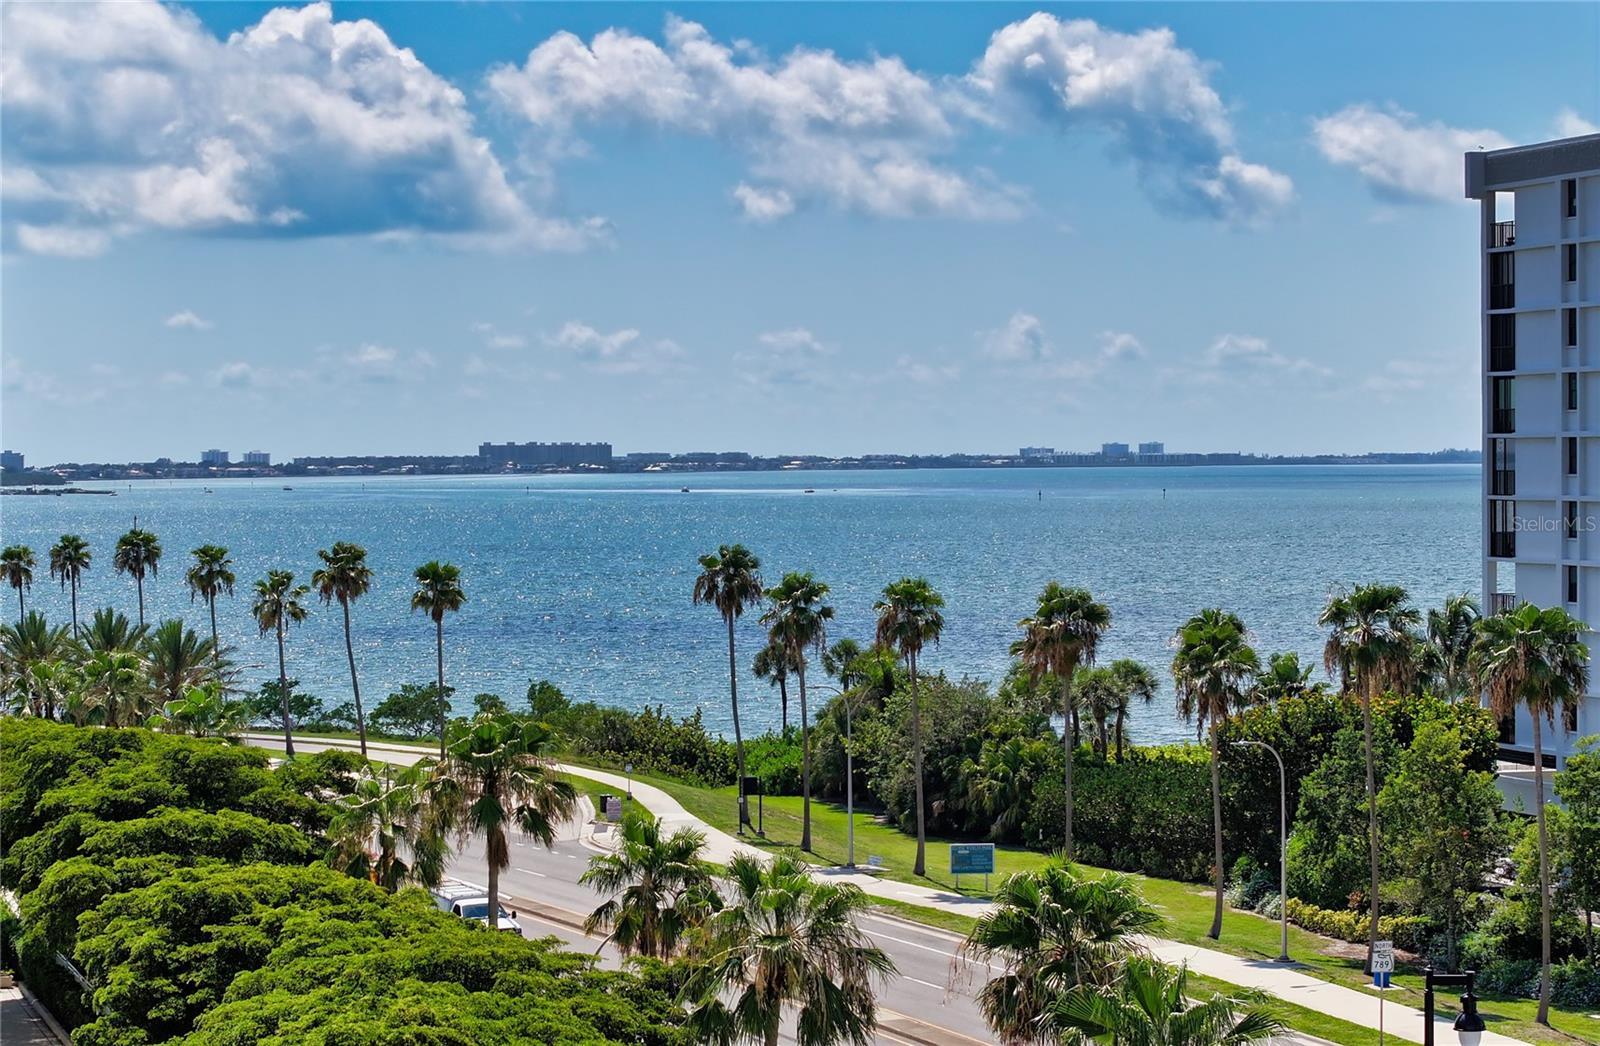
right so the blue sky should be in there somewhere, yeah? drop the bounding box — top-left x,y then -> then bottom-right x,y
3,1 -> 1596,462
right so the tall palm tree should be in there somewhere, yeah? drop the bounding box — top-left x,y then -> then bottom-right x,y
681,851 -> 895,1046
1107,658 -> 1158,762
80,649 -> 150,727
327,765 -> 446,892
184,545 -> 235,680
80,607 -> 147,654
581,810 -> 719,959
693,545 -> 764,831
314,542 -> 375,758
761,571 -> 834,851
752,637 -> 802,732
411,560 -> 465,756
1471,603 -> 1588,1025
112,528 -> 162,626
1172,608 -> 1261,940
142,618 -> 218,705
424,714 -> 577,937
874,577 -> 945,877
1428,593 -> 1482,701
1319,583 -> 1419,967
1253,651 -> 1316,702
1011,582 -> 1111,862
252,570 -> 309,758
1045,956 -> 1285,1046
1,545 -> 36,621
960,863 -> 1160,1043
48,535 -> 91,638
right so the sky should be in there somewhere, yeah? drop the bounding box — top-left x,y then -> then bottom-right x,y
2,2 -> 1597,464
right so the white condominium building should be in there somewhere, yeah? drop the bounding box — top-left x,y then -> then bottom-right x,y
1467,133 -> 1599,766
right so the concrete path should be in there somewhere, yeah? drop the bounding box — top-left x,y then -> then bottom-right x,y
245,733 -> 1532,1046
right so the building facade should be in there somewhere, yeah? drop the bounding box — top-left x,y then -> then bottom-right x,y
0,450 -> 23,471
1467,132 -> 1600,765
200,449 -> 229,466
242,451 -> 271,466
478,441 -> 613,468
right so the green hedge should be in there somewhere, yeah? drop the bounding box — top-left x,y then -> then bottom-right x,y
1283,897 -> 1432,953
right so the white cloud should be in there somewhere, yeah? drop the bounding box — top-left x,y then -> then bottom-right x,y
1,0 -> 597,256
982,311 -> 1052,363
486,16 -> 1019,223
1165,333 -> 1330,388
546,320 -> 684,375
737,328 -> 837,389
895,354 -> 961,385
1313,104 -> 1512,204
164,309 -> 212,330
1362,354 -> 1473,403
211,361 -> 268,389
342,343 -> 435,383
1,357 -> 109,405
1556,108 -> 1599,138
968,14 -> 1292,224
472,322 -> 526,350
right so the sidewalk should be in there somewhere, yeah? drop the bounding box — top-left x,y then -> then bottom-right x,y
248,733 -> 1532,1046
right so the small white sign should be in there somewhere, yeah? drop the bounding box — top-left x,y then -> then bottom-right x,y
1371,940 -> 1394,974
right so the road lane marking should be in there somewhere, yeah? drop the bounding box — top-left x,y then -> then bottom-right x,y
513,867 -> 548,878
902,976 -> 945,991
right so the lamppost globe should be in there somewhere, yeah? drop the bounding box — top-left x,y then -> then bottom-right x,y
1453,991 -> 1486,1046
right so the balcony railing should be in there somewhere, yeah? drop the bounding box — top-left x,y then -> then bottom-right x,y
1490,283 -> 1516,309
1492,221 -> 1517,248
1491,469 -> 1516,495
1489,344 -> 1516,371
1489,532 -> 1517,558
1491,408 -> 1516,434
1489,592 -> 1517,614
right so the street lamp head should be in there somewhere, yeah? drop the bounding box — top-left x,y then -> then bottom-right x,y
1454,981 -> 1486,1046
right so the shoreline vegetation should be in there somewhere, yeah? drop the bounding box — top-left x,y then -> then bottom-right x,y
2,529 -> 1597,1045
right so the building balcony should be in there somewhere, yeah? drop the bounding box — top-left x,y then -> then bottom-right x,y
1491,408 -> 1516,434
1489,532 -> 1517,558
1492,221 -> 1517,248
1491,468 -> 1516,495
1490,283 -> 1516,309
1489,344 -> 1516,371
1489,592 -> 1517,614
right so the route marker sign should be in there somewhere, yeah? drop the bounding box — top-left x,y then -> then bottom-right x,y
1371,940 -> 1394,974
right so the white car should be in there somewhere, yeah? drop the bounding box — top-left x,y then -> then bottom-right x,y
430,878 -> 523,934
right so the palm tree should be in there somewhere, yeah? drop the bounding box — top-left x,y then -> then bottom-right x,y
1253,651 -> 1316,702
80,607 -> 147,654
1045,956 -> 1285,1046
48,535 -> 91,638
1471,603 -> 1588,1025
411,560 -> 465,757
761,571 -> 834,851
252,570 -> 309,758
693,544 -> 764,831
0,611 -> 73,717
112,528 -> 162,626
184,545 -> 235,680
752,637 -> 801,732
80,649 -> 150,727
1172,608 -> 1261,940
1319,583 -> 1420,967
581,810 -> 718,959
143,618 -> 218,705
424,714 -> 577,937
960,862 -> 1160,1043
1428,593 -> 1482,701
2,545 -> 36,621
960,735 -> 1051,842
314,542 -> 375,758
149,682 -> 249,738
1107,658 -> 1158,762
327,765 -> 446,891
874,577 -> 945,877
1011,582 -> 1111,862
681,851 -> 895,1046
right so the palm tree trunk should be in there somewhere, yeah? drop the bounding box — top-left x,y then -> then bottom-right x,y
1062,675 -> 1075,862
69,576 -> 79,639
727,614 -> 748,830
435,616 -> 446,758
487,843 -> 501,937
910,650 -> 926,878
1533,713 -> 1552,1025
343,599 -> 367,759
778,671 -> 789,732
1209,719 -> 1225,939
1362,679 -> 1380,973
136,572 -> 145,627
798,658 -> 811,852
209,596 -> 221,681
16,584 -> 23,622
277,619 -> 294,758
1114,706 -> 1126,762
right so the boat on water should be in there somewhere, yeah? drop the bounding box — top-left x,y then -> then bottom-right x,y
679,486 -> 690,493
282,486 -> 294,491
803,488 -> 815,494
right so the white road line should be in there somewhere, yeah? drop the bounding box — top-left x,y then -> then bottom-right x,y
902,975 -> 946,991
513,867 -> 548,878
865,928 -> 1005,974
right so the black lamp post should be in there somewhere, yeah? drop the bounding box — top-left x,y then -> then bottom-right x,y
1422,968 -> 1486,1046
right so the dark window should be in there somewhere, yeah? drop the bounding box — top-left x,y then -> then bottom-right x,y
1491,313 -> 1517,370
1491,251 -> 1516,308
1568,374 -> 1580,412
1567,565 -> 1579,604
1491,438 -> 1516,494
1566,179 -> 1579,219
1568,437 -> 1579,476
1565,701 -> 1579,733
1568,243 -> 1579,282
1490,499 -> 1516,557
1498,710 -> 1517,744
1566,500 -> 1579,540
1568,309 -> 1580,349
1492,377 -> 1516,433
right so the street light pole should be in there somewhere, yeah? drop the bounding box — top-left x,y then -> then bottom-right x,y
1235,739 -> 1290,962
1422,968 -> 1486,1046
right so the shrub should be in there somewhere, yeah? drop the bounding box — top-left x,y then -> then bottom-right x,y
1283,897 -> 1432,953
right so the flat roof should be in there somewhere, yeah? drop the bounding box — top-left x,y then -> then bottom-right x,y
1466,132 -> 1600,197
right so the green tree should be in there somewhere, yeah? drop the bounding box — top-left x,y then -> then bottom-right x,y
1319,582 -> 1419,967
80,606 -> 146,654
252,570 -> 310,758
960,735 -> 1052,842
960,862 -> 1160,1042
143,617 -> 218,704
1553,735 -> 1600,958
1012,582 -> 1111,861
424,714 -> 577,939
48,534 -> 91,639
693,544 -> 764,830
2,545 -> 36,621
1427,593 -> 1482,701
1106,658 -> 1158,762
411,560 -> 465,757
112,527 -> 162,626
761,571 -> 834,851
184,544 -> 235,680
79,649 -> 149,727
753,635 -> 800,732
1045,956 -> 1284,1046
581,809 -> 718,959
1378,719 -> 1502,969
0,611 -> 73,717
1471,602 -> 1589,1024
874,576 -> 945,877
313,542 -> 375,758
327,765 -> 445,891
1253,651 -> 1317,703
1171,607 -> 1260,939
149,682 -> 250,739
371,682 -> 452,739
681,851 -> 895,1046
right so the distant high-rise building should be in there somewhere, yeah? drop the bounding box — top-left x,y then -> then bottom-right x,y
242,451 -> 271,466
1467,131 -> 1598,762
1019,446 -> 1056,459
0,450 -> 23,471
1100,442 -> 1131,459
1138,441 -> 1165,455
200,449 -> 229,466
478,441 -> 613,468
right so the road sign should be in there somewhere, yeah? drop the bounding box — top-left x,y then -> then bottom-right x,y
950,843 -> 995,875
1371,940 -> 1394,974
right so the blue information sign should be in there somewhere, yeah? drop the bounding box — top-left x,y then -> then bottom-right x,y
950,843 -> 995,876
